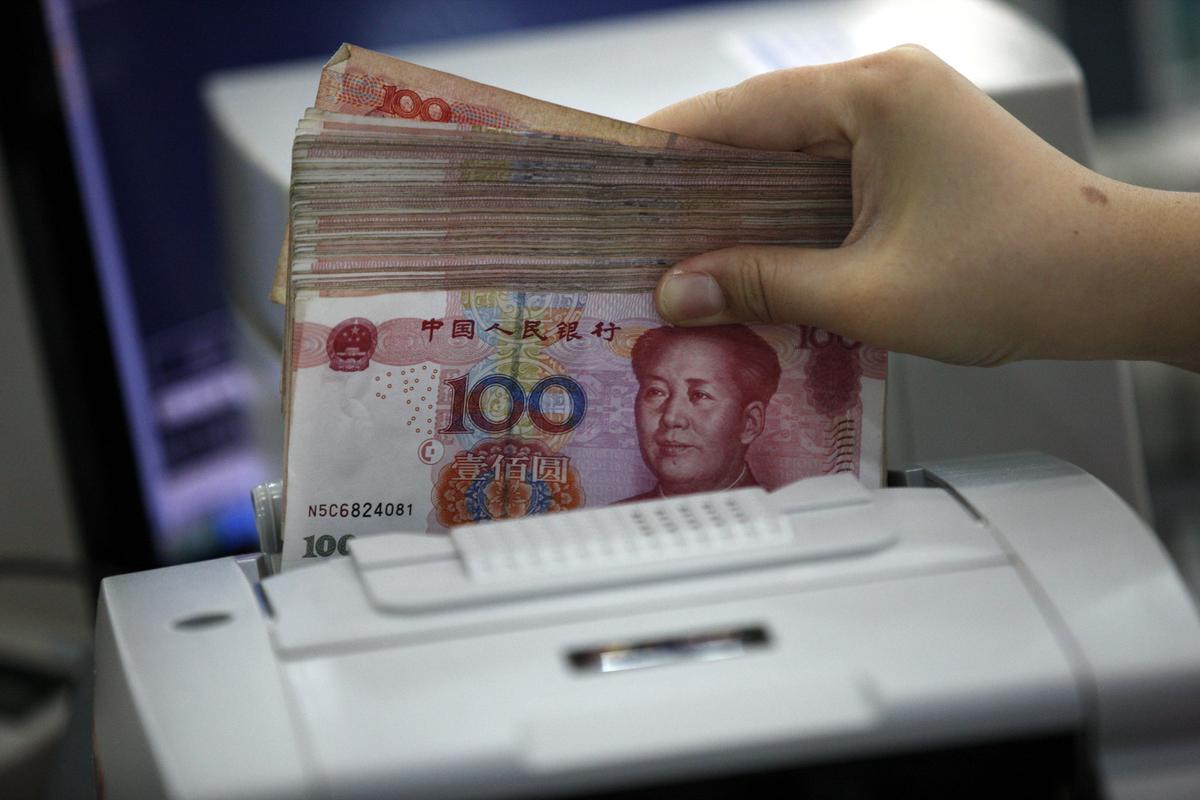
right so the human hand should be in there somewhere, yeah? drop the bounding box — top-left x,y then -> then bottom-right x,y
644,45 -> 1200,369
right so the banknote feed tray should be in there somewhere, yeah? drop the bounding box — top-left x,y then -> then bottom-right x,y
351,474 -> 895,612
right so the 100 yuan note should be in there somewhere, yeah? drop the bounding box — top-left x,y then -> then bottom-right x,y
282,288 -> 884,567
272,44 -> 725,304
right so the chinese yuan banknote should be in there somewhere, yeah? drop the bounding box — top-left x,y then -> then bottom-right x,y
281,289 -> 885,566
279,45 -> 877,568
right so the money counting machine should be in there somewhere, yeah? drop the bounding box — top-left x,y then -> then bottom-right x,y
94,453 -> 1200,798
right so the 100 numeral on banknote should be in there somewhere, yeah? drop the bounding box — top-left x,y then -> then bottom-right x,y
282,289 -> 885,566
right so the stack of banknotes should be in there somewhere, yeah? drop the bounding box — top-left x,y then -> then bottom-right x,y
278,44 -> 885,568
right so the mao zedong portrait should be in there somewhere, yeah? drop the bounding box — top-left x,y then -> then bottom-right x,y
622,324 -> 781,503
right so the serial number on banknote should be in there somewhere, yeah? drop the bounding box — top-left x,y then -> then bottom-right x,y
307,501 -> 415,519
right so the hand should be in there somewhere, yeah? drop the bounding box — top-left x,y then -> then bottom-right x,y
643,45 -> 1200,370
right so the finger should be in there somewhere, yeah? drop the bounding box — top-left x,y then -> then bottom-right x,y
639,61 -> 861,156
655,245 -> 856,331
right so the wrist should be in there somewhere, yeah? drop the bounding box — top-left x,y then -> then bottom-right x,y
1039,177 -> 1200,366
1109,184 -> 1200,367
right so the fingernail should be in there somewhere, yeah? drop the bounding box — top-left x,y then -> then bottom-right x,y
659,271 -> 726,320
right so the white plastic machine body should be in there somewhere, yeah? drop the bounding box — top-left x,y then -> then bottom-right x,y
203,0 -> 1150,518
94,454 -> 1200,799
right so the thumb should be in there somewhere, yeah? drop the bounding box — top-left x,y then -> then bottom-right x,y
655,245 -> 852,329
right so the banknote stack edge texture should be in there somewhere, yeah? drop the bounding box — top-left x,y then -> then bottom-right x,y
279,44 -> 884,568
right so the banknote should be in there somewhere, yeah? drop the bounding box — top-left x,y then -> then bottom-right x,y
282,288 -> 885,567
277,46 -> 871,569
272,43 -> 710,304
314,44 -> 687,146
